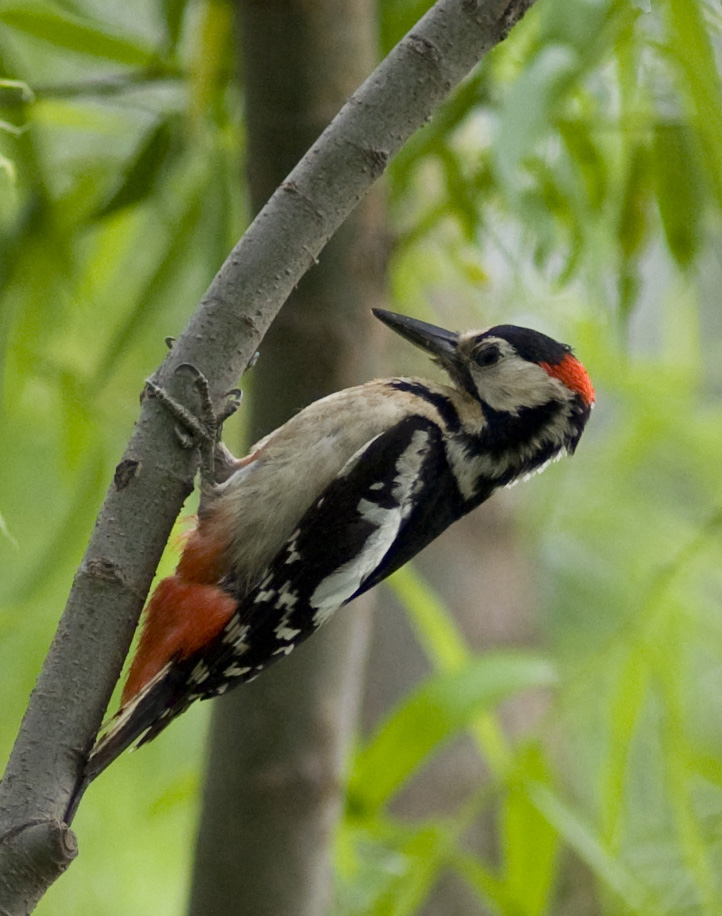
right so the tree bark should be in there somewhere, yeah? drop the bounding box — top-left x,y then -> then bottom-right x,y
0,2 -> 539,913
188,2 -> 382,914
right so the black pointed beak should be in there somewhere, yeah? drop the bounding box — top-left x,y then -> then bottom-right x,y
372,309 -> 459,368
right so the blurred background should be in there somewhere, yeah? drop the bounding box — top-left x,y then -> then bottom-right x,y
2,0 -> 722,913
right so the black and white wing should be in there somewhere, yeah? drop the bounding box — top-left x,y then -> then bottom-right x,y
189,414 -> 466,696
86,414 -> 466,773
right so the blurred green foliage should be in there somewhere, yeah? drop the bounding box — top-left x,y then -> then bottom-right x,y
1,0 -> 722,913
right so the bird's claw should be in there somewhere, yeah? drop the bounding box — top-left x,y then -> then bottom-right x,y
144,366 -> 243,488
218,388 -> 243,425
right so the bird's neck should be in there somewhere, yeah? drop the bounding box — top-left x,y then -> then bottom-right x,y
446,398 -> 572,503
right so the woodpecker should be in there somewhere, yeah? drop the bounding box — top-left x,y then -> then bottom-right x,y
83,309 -> 594,787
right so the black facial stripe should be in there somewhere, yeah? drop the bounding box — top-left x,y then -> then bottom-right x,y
388,380 -> 462,433
445,363 -> 479,401
565,395 -> 592,454
478,399 -> 564,455
483,325 -> 572,366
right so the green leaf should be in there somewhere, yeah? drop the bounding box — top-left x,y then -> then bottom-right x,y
371,826 -> 448,916
502,748 -> 559,916
440,147 -> 478,241
541,0 -> 616,49
617,141 -> 651,262
494,44 -> 579,194
350,653 -> 557,813
0,508 -> 18,547
390,565 -> 514,776
95,118 -> 177,219
389,565 -> 468,672
559,118 -> 606,211
0,1 -> 157,65
452,851 -> 509,915
160,0 -> 186,49
0,153 -> 16,182
665,0 -> 722,210
187,0 -> 234,122
600,645 -> 651,847
616,140 -> 651,323
653,122 -> 705,268
525,781 -> 651,911
0,78 -> 34,103
379,0 -> 435,53
90,156 -> 207,389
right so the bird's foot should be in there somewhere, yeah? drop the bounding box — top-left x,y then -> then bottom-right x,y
144,364 -> 242,487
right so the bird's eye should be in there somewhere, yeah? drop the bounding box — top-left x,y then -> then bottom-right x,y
474,345 -> 501,368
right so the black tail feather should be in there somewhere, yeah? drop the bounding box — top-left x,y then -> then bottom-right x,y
65,664 -> 188,824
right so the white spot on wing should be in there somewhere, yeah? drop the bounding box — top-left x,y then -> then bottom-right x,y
223,618 -> 250,650
312,603 -> 338,627
357,498 -> 393,525
310,429 -> 430,614
191,661 -> 210,684
272,644 -> 295,657
275,585 -> 298,611
285,529 -> 302,564
275,623 -> 301,641
224,663 -> 252,677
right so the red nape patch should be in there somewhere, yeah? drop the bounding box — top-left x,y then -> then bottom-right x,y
540,354 -> 595,406
122,576 -> 237,705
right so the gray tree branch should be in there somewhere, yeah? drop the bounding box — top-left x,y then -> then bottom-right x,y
0,1 -> 537,913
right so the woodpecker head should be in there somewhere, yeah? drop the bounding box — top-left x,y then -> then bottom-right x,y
373,308 -> 595,457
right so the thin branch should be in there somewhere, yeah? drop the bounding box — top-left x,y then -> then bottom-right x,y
0,1 -> 537,912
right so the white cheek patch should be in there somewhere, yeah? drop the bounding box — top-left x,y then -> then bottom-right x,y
471,359 -> 567,414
